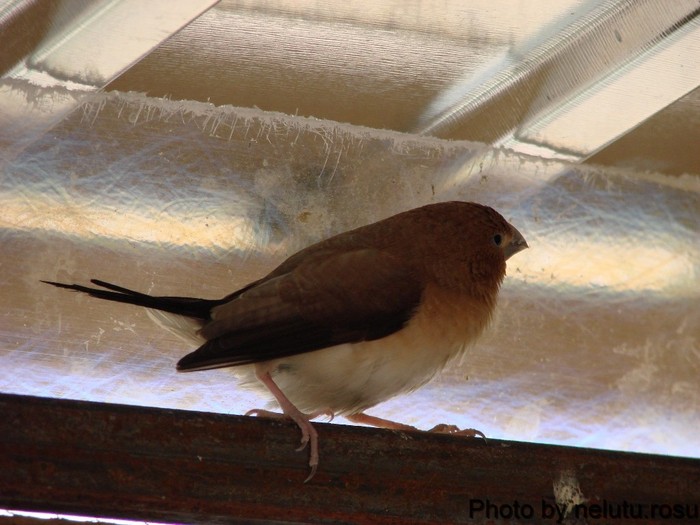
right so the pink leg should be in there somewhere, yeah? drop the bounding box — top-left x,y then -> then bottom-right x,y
347,413 -> 486,439
246,407 -> 334,422
346,412 -> 417,431
248,369 -> 334,482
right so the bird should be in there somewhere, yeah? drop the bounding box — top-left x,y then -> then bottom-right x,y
43,201 -> 528,481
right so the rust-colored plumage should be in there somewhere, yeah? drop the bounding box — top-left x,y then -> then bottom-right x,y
44,201 -> 528,481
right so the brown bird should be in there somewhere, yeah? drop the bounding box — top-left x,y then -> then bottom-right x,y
43,201 -> 527,481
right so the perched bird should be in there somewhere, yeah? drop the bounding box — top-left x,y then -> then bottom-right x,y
43,201 -> 527,481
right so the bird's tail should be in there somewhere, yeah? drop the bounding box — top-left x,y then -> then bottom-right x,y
41,279 -> 222,320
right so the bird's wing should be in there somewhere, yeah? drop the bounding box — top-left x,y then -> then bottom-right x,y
176,248 -> 423,370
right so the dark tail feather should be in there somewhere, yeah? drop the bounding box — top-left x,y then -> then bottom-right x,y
41,279 -> 222,320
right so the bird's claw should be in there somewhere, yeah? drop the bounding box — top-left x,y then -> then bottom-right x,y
429,423 -> 487,441
295,428 -> 310,451
245,408 -> 312,449
245,408 -> 279,418
246,405 -> 334,482
308,407 -> 335,422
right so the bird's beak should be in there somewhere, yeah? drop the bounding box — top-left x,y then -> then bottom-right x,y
504,225 -> 528,260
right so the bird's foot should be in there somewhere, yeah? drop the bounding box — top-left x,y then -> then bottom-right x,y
246,407 -> 323,482
347,413 -> 486,441
428,423 -> 487,440
249,370 -> 336,482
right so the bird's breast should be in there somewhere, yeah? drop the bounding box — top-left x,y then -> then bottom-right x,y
260,284 -> 496,415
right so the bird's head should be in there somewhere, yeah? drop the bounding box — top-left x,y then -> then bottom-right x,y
406,201 -> 528,297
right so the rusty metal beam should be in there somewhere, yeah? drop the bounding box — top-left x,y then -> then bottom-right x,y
1,393 -> 698,524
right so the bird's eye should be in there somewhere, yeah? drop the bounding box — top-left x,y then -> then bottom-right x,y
493,234 -> 502,246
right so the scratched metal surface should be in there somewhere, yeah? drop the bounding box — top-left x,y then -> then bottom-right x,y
3,395 -> 699,524
1,89 -> 698,461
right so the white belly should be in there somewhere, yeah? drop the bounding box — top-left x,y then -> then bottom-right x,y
253,286 -> 494,415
